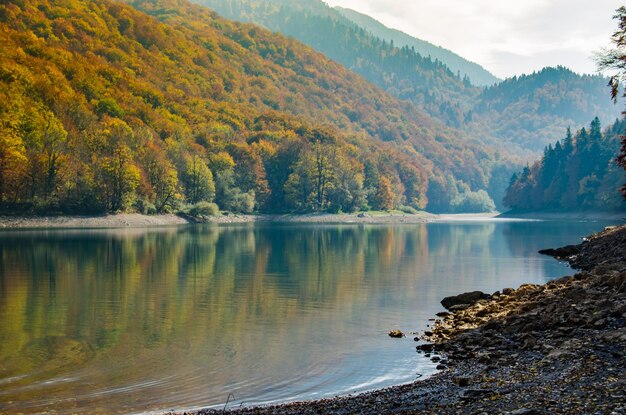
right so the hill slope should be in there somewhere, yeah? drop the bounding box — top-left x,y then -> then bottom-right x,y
0,0 -> 503,214
335,6 -> 499,87
195,0 -> 620,155
472,67 -> 622,152
193,0 -> 479,127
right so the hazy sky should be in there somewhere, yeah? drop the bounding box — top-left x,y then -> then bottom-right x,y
324,0 -> 622,79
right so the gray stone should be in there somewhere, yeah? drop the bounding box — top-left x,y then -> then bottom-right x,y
460,388 -> 493,400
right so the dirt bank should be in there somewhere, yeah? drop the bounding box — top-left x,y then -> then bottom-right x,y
0,212 -> 434,229
0,213 -> 193,229
170,225 -> 626,415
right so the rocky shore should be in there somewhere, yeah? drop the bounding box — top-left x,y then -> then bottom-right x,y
172,225 -> 625,415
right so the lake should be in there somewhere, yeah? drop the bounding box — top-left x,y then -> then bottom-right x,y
0,219 -> 613,414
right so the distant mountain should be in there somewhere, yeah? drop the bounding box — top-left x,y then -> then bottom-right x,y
0,0 -> 505,215
472,67 -> 622,152
334,6 -> 500,87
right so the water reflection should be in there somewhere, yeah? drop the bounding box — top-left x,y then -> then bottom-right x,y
0,221 -> 610,414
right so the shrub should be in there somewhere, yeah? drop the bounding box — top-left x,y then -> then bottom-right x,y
230,191 -> 255,214
451,190 -> 496,213
96,97 -> 124,118
398,205 -> 419,214
187,201 -> 220,217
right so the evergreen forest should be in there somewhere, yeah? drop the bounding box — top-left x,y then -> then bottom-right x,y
505,117 -> 626,212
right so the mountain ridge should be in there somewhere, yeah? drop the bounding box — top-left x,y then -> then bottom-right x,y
196,0 -> 620,155
334,6 -> 500,87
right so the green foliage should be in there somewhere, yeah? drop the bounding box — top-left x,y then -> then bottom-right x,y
133,199 -> 157,215
397,205 -> 419,215
229,191 -> 255,214
450,189 -> 496,213
96,98 -> 125,119
471,66 -> 620,152
182,156 -> 215,204
504,118 -> 626,212
186,201 -> 220,217
597,6 -> 626,199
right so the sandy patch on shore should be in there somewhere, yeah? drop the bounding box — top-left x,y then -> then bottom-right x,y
0,212 -> 436,229
0,213 -> 193,229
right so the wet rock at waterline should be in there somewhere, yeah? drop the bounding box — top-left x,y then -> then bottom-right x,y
440,291 -> 490,311
538,244 -> 581,259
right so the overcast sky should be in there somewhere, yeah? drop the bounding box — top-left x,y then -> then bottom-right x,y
324,0 -> 622,79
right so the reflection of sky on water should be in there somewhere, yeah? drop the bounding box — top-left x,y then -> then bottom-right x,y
0,220 -> 617,414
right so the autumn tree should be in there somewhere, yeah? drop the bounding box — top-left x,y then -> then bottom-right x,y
597,6 -> 626,197
284,152 -> 315,211
22,107 -> 67,201
0,0 -> 505,215
209,150 -> 255,213
141,142 -> 180,213
228,143 -> 270,209
0,87 -> 27,204
374,176 -> 395,211
99,144 -> 140,211
183,155 -> 215,204
326,151 -> 365,213
93,120 -> 141,212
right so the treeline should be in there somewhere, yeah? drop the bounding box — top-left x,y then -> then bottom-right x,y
0,78 -> 428,214
2,0 -> 505,215
504,117 -> 626,212
334,6 -> 500,87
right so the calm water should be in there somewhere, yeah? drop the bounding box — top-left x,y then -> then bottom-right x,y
0,220 -> 614,414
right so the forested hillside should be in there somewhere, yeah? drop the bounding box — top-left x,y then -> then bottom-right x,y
334,6 -> 500,87
471,67 -> 621,152
193,0 -> 479,127
0,0 -> 504,215
504,117 -> 626,212
197,0 -> 620,154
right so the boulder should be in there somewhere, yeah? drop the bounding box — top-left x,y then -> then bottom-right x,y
441,291 -> 490,310
388,330 -> 404,338
538,244 -> 581,259
416,343 -> 434,352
